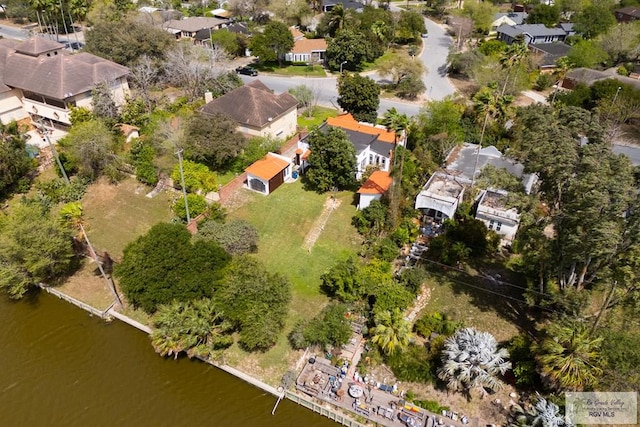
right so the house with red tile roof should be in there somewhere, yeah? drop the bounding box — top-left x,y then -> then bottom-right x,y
245,152 -> 292,195
0,37 -> 129,126
357,170 -> 393,209
296,113 -> 403,180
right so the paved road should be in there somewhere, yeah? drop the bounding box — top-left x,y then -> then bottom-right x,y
240,74 -> 424,117
0,24 -> 29,40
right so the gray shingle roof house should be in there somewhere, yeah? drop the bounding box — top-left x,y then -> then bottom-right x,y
491,12 -> 528,31
529,42 -> 571,69
0,37 -> 130,126
163,17 -> 230,38
563,67 -> 640,91
199,80 -> 298,138
497,24 -> 568,45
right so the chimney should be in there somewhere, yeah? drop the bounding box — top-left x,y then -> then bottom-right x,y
204,91 -> 213,103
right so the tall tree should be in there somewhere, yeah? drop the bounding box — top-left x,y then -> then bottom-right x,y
499,42 -> 528,95
326,29 -> 372,71
248,21 -> 294,66
84,17 -> 174,66
438,327 -> 511,398
574,4 -> 616,39
526,4 -> 560,27
217,256 -> 291,351
58,119 -> 118,181
337,73 -> 380,123
0,202 -> 74,298
533,321 -> 604,391
0,121 -> 34,198
182,113 -> 247,170
115,223 -> 230,313
370,308 -> 412,356
305,127 -> 357,192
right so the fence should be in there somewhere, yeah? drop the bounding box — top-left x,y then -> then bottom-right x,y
285,391 -> 366,427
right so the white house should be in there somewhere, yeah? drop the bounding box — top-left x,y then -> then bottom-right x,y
415,172 -> 466,222
357,170 -> 393,210
0,37 -> 130,127
475,189 -> 521,245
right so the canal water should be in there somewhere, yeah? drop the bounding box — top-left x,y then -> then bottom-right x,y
0,291 -> 335,427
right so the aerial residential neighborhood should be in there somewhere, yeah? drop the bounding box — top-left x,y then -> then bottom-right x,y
1,0 -> 639,426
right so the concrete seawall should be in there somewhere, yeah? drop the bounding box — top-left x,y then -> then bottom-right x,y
38,284 -> 363,426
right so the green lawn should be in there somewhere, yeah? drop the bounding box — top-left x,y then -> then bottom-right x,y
82,177 -> 174,258
420,268 -> 526,342
297,106 -> 339,130
222,181 -> 363,384
253,62 -> 326,77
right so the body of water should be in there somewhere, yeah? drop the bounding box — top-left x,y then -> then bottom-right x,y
0,291 -> 335,427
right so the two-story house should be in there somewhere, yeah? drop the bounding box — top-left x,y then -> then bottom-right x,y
297,113 -> 402,180
0,37 -> 130,127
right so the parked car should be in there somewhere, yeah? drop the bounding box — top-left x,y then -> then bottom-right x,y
421,33 -> 429,38
63,41 -> 85,51
236,66 -> 258,76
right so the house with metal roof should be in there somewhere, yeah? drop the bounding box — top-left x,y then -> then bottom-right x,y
496,23 -> 568,45
0,37 -> 129,126
199,80 -> 298,139
322,0 -> 364,12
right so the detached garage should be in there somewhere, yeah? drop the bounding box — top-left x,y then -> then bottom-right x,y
245,153 -> 292,195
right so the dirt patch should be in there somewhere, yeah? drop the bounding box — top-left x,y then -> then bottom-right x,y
449,76 -> 478,98
303,196 -> 342,251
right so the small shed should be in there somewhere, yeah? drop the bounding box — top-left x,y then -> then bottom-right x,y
245,152 -> 292,195
357,170 -> 393,210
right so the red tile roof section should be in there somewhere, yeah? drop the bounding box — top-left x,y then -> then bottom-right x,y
245,154 -> 289,180
357,171 -> 393,194
326,114 -> 396,143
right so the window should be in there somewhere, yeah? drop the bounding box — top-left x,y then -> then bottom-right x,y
381,158 -> 386,168
489,220 -> 495,230
369,154 -> 373,164
496,222 -> 502,231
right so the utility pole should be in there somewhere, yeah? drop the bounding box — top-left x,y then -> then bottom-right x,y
176,148 -> 191,223
471,110 -> 490,188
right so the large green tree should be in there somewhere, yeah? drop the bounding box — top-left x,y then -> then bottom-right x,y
0,202 -> 74,298
526,4 -> 560,27
289,303 -> 352,350
248,21 -> 294,66
84,17 -> 173,66
337,73 -> 380,123
305,127 -> 357,192
574,4 -> 616,39
217,256 -> 291,351
115,223 -> 230,313
182,113 -> 247,170
58,119 -> 118,181
0,121 -> 34,198
326,29 -> 372,71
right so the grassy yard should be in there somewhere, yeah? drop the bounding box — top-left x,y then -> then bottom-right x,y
253,62 -> 326,77
57,259 -> 115,311
297,106 -> 339,130
223,181 -> 363,384
82,177 -> 174,259
420,268 -> 526,342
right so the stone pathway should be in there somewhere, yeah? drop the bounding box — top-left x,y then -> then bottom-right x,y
303,196 -> 341,251
405,284 -> 432,322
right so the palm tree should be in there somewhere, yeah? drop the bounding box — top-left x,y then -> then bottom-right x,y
370,308 -> 412,356
533,322 -> 604,391
510,395 -> 574,427
327,5 -> 347,36
499,42 -> 529,95
382,108 -> 410,226
371,20 -> 390,46
437,327 -> 511,398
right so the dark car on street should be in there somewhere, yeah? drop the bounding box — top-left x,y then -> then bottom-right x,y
236,66 -> 258,76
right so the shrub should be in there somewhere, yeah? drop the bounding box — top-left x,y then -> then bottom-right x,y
172,193 -> 208,221
398,267 -> 428,295
535,73 -> 554,91
413,400 -> 450,414
386,344 -> 437,383
130,140 -> 157,185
